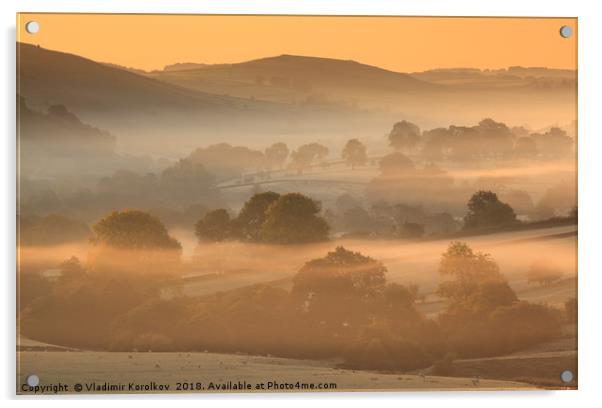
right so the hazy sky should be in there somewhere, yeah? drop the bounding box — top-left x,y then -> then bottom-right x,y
17,14 -> 577,72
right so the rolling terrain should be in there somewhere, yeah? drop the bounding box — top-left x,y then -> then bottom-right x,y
17,43 -> 399,155
17,348 -> 534,394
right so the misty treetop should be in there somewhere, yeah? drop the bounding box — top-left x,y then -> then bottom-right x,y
290,143 -> 330,174
435,241 -> 561,357
91,210 -> 182,251
407,118 -> 574,163
292,246 -> 387,300
464,190 -> 517,230
342,138 -> 368,169
388,120 -> 421,152
195,191 -> 330,244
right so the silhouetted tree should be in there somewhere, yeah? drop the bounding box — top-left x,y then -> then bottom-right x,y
388,120 -> 421,151
292,246 -> 386,302
233,192 -> 281,241
260,193 -> 329,244
464,191 -> 517,229
194,209 -> 232,242
264,142 -> 289,170
437,241 -> 512,307
290,143 -> 329,173
342,138 -> 368,169
91,210 -> 181,250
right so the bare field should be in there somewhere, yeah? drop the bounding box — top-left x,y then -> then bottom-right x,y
17,349 -> 535,394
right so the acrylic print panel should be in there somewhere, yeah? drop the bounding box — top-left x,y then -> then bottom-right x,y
16,13 -> 577,394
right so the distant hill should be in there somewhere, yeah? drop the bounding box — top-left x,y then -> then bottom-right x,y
17,44 -> 576,155
411,66 -> 576,88
17,42 -> 260,116
18,95 -> 115,154
16,44 -> 399,155
150,54 -> 438,98
162,62 -> 208,72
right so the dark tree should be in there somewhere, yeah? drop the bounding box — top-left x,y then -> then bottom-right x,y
342,139 -> 368,169
388,120 -> 421,151
92,210 -> 181,250
259,193 -> 329,244
464,191 -> 517,230
292,246 -> 387,299
233,192 -> 281,241
194,209 -> 232,242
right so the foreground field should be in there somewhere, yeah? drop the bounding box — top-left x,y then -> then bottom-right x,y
17,349 -> 534,394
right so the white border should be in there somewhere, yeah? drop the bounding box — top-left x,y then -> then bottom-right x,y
2,1 -> 602,407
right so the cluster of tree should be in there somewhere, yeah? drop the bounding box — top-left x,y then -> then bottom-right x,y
19,210 -> 183,346
183,141 -> 332,181
186,143 -> 267,182
463,191 -> 517,230
19,240 -> 568,372
341,139 -> 368,169
195,192 -> 330,244
386,118 -> 574,162
436,242 -> 562,357
20,158 -> 224,223
289,143 -> 329,174
326,194 -> 460,238
366,145 -> 575,221
18,97 -> 158,180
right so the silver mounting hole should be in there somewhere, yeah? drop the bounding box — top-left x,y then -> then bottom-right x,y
26,374 -> 40,387
560,370 -> 574,383
559,25 -> 572,39
25,21 -> 40,34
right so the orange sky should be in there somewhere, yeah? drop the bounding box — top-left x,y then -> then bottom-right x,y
17,13 -> 577,72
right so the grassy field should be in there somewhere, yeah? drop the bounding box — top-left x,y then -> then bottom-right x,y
171,224 -> 577,306
17,349 -> 535,394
